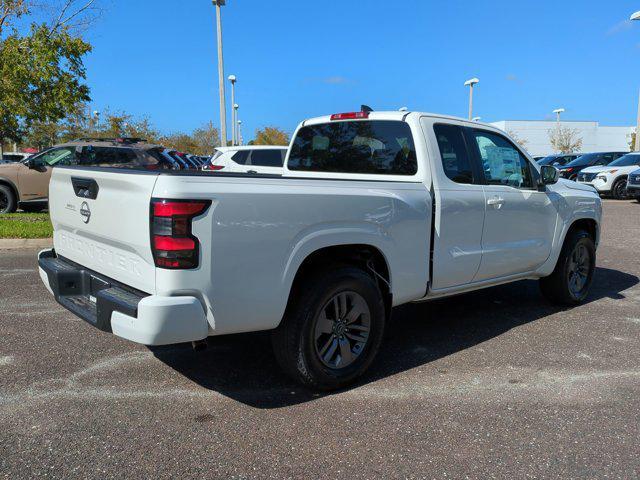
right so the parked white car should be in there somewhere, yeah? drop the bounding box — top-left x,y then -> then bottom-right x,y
577,153 -> 640,199
0,152 -> 31,164
203,145 -> 287,174
38,110 -> 601,390
627,167 -> 640,201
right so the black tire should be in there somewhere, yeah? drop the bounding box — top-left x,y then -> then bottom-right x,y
0,184 -> 16,214
272,266 -> 386,391
539,230 -> 596,306
611,178 -> 628,200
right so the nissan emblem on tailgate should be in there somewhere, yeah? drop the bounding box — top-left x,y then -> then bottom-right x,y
80,202 -> 91,224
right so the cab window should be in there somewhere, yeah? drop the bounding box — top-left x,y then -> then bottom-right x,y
470,130 -> 534,189
433,124 -> 474,184
31,147 -> 78,167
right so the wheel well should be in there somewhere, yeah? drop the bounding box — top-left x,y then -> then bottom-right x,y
290,244 -> 392,317
568,218 -> 597,242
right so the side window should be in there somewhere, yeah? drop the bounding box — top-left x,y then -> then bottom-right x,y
599,153 -> 614,165
433,124 -> 474,184
231,150 -> 250,165
80,147 -> 139,166
471,130 -> 533,189
34,147 -> 78,166
249,150 -> 285,167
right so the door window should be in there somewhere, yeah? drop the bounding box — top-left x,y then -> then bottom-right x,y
433,124 -> 474,184
471,130 -> 534,189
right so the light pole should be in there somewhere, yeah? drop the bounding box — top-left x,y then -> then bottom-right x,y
464,78 -> 479,120
212,0 -> 227,146
233,103 -> 239,146
553,108 -> 565,125
228,74 -> 237,145
237,120 -> 242,145
631,11 -> 640,151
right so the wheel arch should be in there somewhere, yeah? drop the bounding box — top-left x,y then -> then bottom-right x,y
286,244 -> 393,320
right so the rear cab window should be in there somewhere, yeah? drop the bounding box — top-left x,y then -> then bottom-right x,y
288,120 -> 417,175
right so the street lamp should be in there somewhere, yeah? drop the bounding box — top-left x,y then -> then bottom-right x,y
464,77 -> 479,120
553,108 -> 565,124
233,103 -> 239,146
212,0 -> 227,147
237,120 -> 242,146
631,11 -> 640,150
228,74 -> 237,145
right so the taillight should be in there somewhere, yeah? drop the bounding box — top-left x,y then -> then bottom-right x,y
204,164 -> 224,171
150,199 -> 211,269
330,111 -> 369,120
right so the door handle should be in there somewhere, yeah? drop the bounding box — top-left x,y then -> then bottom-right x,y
487,196 -> 505,208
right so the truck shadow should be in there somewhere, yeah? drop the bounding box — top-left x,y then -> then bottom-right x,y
150,266 -> 638,409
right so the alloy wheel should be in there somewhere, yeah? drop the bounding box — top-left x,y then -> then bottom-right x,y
314,291 -> 371,369
567,243 -> 591,297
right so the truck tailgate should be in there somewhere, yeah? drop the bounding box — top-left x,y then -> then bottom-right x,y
48,168 -> 159,294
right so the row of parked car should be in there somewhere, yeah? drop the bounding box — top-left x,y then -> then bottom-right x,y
0,137 -> 290,213
535,151 -> 640,200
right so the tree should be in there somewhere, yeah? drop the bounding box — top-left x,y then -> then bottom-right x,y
191,123 -> 220,155
0,1 -> 95,155
548,126 -> 583,153
507,130 -> 529,151
253,126 -> 290,145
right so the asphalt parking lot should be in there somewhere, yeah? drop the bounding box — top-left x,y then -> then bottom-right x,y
1,200 -> 639,479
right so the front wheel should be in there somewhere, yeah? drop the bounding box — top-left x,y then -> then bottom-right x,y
611,178 -> 628,200
0,185 -> 16,214
540,230 -> 596,305
272,266 -> 386,390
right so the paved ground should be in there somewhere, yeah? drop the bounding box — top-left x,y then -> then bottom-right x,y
1,200 -> 639,479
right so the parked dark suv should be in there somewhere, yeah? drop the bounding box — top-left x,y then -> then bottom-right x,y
557,152 -> 627,180
0,138 -> 176,213
536,153 -> 581,167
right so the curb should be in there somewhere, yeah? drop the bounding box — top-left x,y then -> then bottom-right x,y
0,238 -> 53,250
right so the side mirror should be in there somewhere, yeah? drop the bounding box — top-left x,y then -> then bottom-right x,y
540,165 -> 559,185
26,158 -> 36,169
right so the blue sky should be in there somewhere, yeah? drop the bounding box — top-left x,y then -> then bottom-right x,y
83,0 -> 640,140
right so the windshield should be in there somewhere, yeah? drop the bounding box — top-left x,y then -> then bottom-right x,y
608,154 -> 640,167
565,153 -> 599,167
537,155 -> 559,166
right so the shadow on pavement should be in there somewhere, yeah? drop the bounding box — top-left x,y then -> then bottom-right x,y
150,266 -> 638,409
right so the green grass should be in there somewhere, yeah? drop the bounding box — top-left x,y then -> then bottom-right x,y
0,213 -> 53,239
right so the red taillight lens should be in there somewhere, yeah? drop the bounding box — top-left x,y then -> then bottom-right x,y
330,111 -> 370,120
150,199 -> 211,269
203,163 -> 224,171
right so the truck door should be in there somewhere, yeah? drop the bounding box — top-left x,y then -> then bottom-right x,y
467,129 -> 557,281
425,121 -> 486,289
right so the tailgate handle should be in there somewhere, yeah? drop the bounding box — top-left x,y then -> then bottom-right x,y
71,177 -> 99,200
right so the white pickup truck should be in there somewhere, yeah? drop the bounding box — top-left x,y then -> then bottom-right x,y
38,110 -> 602,390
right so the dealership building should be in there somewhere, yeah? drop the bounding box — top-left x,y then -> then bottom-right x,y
489,120 -> 634,157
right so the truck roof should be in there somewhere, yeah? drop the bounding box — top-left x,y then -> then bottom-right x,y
301,110 -> 492,128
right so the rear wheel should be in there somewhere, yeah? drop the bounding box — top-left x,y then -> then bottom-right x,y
540,230 -> 595,305
272,266 -> 386,390
611,178 -> 628,200
0,185 -> 16,214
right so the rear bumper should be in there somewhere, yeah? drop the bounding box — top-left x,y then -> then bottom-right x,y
38,249 -> 208,345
